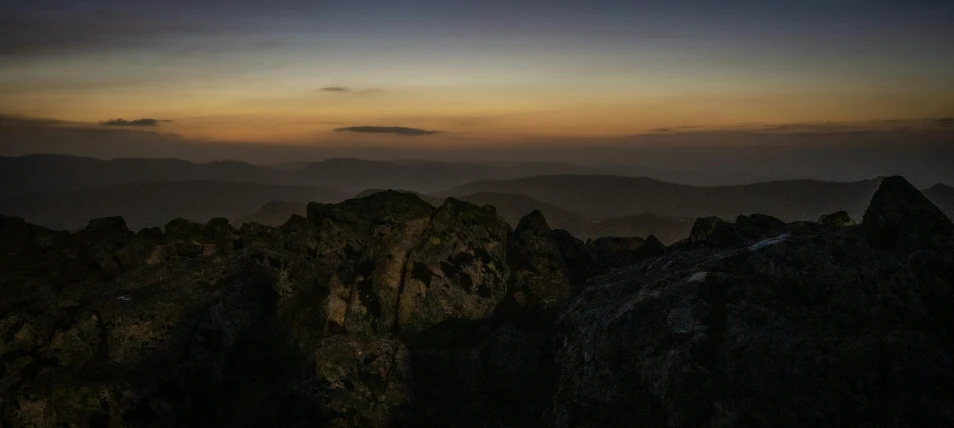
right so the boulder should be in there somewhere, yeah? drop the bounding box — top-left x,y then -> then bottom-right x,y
586,236 -> 665,271
863,176 -> 953,251
818,210 -> 856,227
503,210 -> 573,317
397,198 -> 511,339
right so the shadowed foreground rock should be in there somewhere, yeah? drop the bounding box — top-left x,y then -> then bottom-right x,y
2,177 -> 953,427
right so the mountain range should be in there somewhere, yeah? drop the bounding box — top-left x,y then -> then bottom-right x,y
3,155 -> 953,243
0,154 -> 802,198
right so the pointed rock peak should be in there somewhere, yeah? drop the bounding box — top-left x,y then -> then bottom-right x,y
515,210 -> 551,236
863,176 -> 953,249
818,211 -> 856,227
281,214 -> 309,230
642,235 -> 667,256
926,183 -> 952,192
689,216 -> 727,241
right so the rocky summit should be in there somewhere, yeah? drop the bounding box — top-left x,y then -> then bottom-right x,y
1,177 -> 953,427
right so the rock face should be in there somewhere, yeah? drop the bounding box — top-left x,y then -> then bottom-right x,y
503,210 -> 574,317
818,210 -> 856,227
863,176 -> 954,251
3,180 -> 954,427
396,198 -> 511,339
586,235 -> 666,271
552,177 -> 954,428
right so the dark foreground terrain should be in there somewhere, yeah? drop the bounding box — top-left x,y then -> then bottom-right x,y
1,176 -> 953,427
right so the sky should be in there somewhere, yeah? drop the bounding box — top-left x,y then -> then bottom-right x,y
0,0 -> 953,166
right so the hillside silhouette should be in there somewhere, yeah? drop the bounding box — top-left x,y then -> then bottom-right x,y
438,175 -> 886,220
1,181 -> 348,230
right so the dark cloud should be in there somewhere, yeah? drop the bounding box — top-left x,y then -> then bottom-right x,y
319,87 -> 382,95
100,118 -> 167,127
638,119 -> 954,137
334,126 -> 440,136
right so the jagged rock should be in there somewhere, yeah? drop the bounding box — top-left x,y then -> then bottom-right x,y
308,335 -> 415,428
688,216 -> 734,244
4,178 -> 954,428
308,190 -> 435,335
0,214 -> 31,256
641,234 -> 667,258
397,198 -> 511,339
238,221 -> 285,250
503,210 -> 573,317
818,210 -> 856,227
550,229 -> 594,288
734,213 -> 786,238
137,226 -> 163,240
204,217 -> 235,255
83,216 -> 130,239
586,236 -> 665,271
687,214 -> 787,249
164,218 -> 205,241
0,249 -> 280,427
863,176 -> 953,251
552,190 -> 954,428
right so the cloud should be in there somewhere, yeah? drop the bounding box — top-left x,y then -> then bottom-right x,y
334,126 -> 440,136
637,119 -> 954,137
319,86 -> 382,95
100,118 -> 167,127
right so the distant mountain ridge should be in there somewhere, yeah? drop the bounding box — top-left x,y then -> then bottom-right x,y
1,180 -> 349,231
4,154 -> 952,239
924,183 -> 954,220
436,175 -> 887,221
0,154 -> 814,198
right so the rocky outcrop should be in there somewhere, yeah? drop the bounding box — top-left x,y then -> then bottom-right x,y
309,335 -> 415,427
551,178 -> 954,428
3,181 -> 954,427
396,198 -> 511,339
688,214 -> 787,248
863,175 -> 953,251
502,210 -> 573,317
586,235 -> 666,271
818,210 -> 856,227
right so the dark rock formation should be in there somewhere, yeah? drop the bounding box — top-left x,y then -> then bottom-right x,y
396,197 -> 511,339
863,175 -> 954,252
503,210 -> 573,318
551,178 -> 954,428
587,235 -> 667,271
818,210 -> 856,227
2,180 -> 953,427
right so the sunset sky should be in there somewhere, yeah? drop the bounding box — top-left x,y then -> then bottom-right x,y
1,0 -> 952,145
